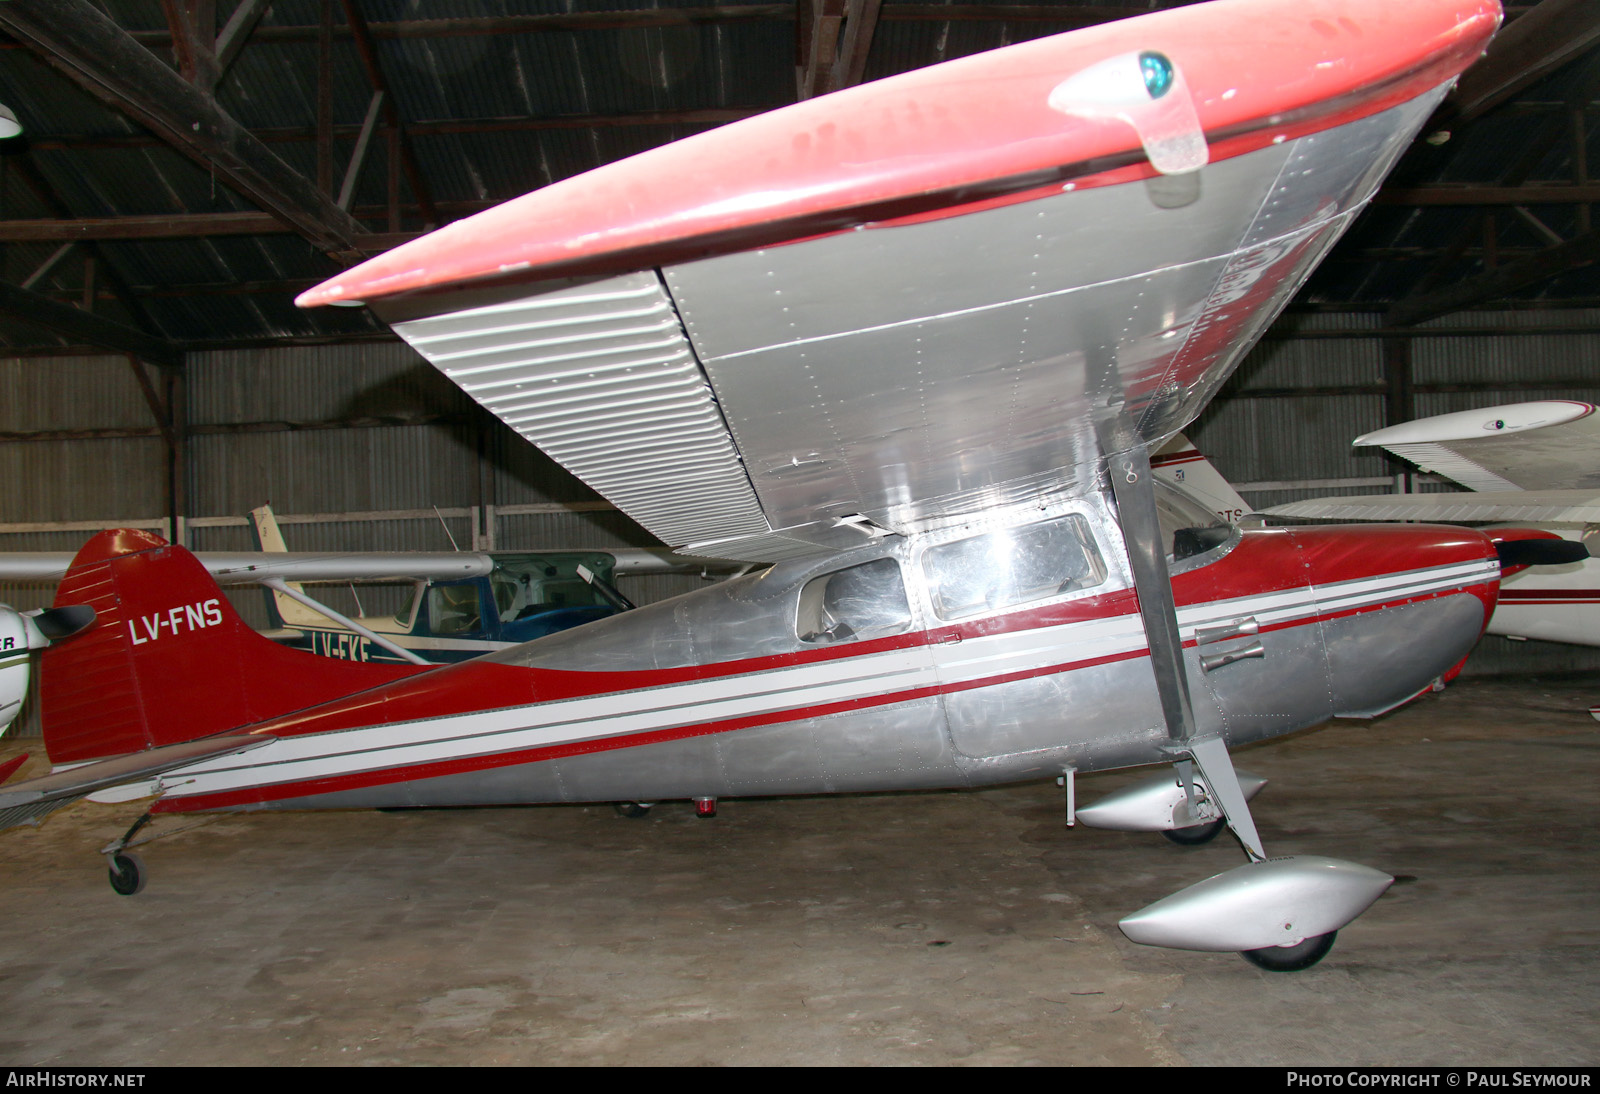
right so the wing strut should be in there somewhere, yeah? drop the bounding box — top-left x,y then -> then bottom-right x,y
1107,443 -> 1265,861
261,577 -> 429,666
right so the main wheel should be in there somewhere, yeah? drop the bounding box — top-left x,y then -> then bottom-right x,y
1162,818 -> 1226,845
613,801 -> 652,819
1241,930 -> 1336,972
107,852 -> 146,897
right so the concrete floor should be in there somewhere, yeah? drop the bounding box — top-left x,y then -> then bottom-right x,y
0,675 -> 1595,1066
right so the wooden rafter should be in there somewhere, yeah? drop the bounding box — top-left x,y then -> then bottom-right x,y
796,0 -> 881,99
0,202 -> 491,243
1386,227 -> 1600,327
1442,0 -> 1600,125
1375,184 -> 1600,205
215,0 -> 273,79
9,157 -> 163,337
160,0 -> 221,92
26,108 -> 766,151
339,0 -> 439,228
0,0 -> 369,261
0,281 -> 181,367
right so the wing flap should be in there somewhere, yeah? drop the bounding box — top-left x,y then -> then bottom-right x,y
387,272 -> 771,552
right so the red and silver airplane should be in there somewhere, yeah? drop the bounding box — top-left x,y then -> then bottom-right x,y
1,0 -> 1543,970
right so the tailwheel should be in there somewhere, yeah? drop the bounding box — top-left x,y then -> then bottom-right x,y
612,801 -> 652,819
1162,818 -> 1226,846
1241,930 -> 1336,972
107,852 -> 146,897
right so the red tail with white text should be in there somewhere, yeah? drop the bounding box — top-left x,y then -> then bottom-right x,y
40,529 -> 425,764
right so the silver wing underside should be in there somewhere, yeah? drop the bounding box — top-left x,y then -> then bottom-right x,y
381,92 -> 1442,562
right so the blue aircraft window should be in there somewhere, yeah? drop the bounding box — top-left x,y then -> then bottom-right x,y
493,557 -> 610,622
923,514 -> 1106,620
797,558 -> 912,644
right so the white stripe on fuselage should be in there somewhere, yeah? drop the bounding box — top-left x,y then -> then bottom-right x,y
156,559 -> 1495,800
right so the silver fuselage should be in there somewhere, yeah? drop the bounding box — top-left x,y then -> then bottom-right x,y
142,493 -> 1499,814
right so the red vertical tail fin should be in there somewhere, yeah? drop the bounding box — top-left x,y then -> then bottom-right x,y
42,529 -> 425,764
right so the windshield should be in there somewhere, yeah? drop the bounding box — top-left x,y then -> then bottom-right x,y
491,553 -> 615,622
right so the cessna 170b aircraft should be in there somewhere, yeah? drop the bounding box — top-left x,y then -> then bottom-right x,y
0,0 -> 1550,971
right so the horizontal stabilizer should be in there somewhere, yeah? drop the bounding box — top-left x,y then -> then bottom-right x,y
1265,490 -> 1600,524
1119,855 -> 1393,951
0,733 -> 270,832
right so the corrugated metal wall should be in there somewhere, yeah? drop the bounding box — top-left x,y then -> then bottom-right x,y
3,317 -> 1598,741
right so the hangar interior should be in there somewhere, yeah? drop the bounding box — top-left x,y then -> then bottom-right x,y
0,0 -> 1597,638
0,0 -> 1597,1067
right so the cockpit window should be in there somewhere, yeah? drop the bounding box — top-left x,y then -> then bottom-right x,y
922,514 -> 1106,621
428,583 -> 482,636
797,558 -> 912,644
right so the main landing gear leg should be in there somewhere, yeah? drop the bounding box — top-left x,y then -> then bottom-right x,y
1106,440 -> 1390,970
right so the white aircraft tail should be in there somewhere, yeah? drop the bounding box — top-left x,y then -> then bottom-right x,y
1150,434 -> 1251,524
248,504 -> 328,630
